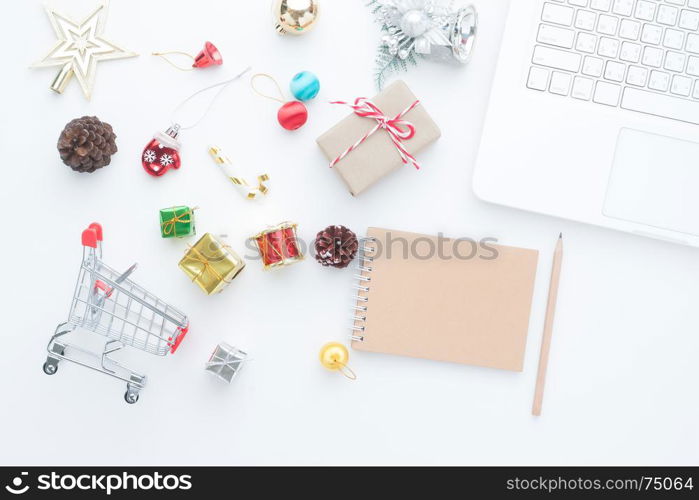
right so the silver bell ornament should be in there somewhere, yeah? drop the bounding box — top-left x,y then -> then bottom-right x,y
370,0 -> 478,88
447,6 -> 478,63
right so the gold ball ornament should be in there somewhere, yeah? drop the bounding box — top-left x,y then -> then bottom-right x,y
273,0 -> 320,35
319,342 -> 356,380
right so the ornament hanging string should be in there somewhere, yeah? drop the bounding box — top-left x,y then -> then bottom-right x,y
171,66 -> 252,130
328,98 -> 421,169
250,73 -> 286,104
152,51 -> 196,72
337,362 -> 357,380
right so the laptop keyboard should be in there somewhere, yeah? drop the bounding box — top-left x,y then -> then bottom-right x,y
526,0 -> 699,124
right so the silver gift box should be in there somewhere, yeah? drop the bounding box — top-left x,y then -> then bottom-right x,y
205,343 -> 248,384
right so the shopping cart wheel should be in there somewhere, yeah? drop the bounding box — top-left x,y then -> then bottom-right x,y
124,392 -> 138,404
124,389 -> 138,405
42,361 -> 58,375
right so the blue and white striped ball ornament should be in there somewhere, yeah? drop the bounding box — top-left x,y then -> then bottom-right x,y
289,71 -> 320,101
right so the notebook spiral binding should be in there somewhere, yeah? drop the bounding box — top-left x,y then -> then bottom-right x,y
350,237 -> 377,342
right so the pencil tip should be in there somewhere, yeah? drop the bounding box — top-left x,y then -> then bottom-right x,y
559,232 -> 563,239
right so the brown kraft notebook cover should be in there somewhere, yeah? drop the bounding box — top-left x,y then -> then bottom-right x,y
351,228 -> 539,371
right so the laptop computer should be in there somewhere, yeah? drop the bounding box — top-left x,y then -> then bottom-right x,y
474,0 -> 699,247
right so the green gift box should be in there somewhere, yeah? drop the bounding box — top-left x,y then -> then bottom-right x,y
159,206 -> 196,238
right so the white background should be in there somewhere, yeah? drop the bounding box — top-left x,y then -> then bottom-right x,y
1,0 -> 697,466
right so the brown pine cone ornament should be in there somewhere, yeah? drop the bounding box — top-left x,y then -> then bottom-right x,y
315,225 -> 358,269
57,116 -> 117,173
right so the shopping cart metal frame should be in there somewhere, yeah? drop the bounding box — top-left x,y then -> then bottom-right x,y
43,223 -> 189,404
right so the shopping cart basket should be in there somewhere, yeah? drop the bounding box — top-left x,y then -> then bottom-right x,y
43,223 -> 189,404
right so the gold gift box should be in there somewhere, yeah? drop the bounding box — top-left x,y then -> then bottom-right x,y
179,233 -> 245,295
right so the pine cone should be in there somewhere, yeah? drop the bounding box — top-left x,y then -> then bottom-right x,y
315,225 -> 358,269
57,116 -> 117,173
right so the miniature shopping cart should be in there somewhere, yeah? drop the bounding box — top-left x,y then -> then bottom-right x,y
43,223 -> 189,404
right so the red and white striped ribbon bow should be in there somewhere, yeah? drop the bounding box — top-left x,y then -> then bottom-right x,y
328,98 -> 422,170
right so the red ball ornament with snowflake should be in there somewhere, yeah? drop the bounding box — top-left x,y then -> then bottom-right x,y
142,125 -> 182,177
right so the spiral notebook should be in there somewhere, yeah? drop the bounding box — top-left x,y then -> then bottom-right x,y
351,228 -> 539,371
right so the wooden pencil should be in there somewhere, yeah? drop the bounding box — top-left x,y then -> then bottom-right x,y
532,233 -> 563,416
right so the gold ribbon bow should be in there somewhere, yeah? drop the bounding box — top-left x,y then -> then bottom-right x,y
184,243 -> 234,286
161,207 -> 196,237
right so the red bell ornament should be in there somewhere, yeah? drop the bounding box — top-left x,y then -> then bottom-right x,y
193,41 -> 223,68
153,41 -> 223,71
142,125 -> 182,177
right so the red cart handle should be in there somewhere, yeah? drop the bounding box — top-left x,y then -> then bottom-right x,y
94,280 -> 114,298
82,223 -> 104,248
89,222 -> 103,241
169,323 -> 189,354
82,228 -> 98,248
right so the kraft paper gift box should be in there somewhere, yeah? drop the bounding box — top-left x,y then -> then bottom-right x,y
179,233 -> 245,295
316,80 -> 441,196
160,206 -> 196,238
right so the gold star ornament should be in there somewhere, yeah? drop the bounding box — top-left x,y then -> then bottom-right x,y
32,1 -> 137,100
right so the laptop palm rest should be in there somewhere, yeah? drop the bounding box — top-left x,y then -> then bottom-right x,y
603,128 -> 699,237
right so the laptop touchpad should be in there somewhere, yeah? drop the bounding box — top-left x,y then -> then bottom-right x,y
603,128 -> 699,237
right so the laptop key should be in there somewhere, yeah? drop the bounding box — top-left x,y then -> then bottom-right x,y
582,55 -> 604,76
576,32 -> 598,52
597,14 -> 619,34
542,2 -> 575,25
664,51 -> 686,72
527,67 -> 550,90
642,46 -> 663,67
598,37 -> 620,57
649,70 -> 670,91
612,0 -> 634,16
532,45 -> 582,71
572,76 -> 595,99
537,24 -> 576,48
634,0 -> 657,21
640,24 -> 663,45
627,65 -> 648,86
590,0 -> 612,11
550,71 -> 573,94
679,9 -> 699,30
621,87 -> 699,124
620,41 -> 641,62
663,29 -> 685,50
619,18 -> 640,39
657,5 -> 679,25
686,33 -> 699,53
687,56 -> 699,76
593,81 -> 621,105
575,9 -> 597,30
671,75 -> 692,96
604,60 -> 627,81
